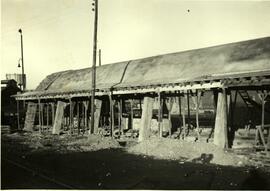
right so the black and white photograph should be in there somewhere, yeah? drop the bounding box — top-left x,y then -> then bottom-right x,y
1,0 -> 270,190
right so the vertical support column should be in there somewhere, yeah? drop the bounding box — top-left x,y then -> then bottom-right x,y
213,89 -> 229,148
52,101 -> 66,135
38,99 -> 41,133
181,94 -> 186,139
51,102 -> 55,125
69,98 -> 74,134
130,99 -> 134,129
118,99 -> 123,136
178,95 -> 183,132
138,96 -> 154,142
228,90 -> 238,148
139,99 -> 142,113
257,91 -> 268,151
46,104 -> 49,127
24,102 -> 37,131
17,100 -> 20,130
83,101 -> 89,133
40,103 -> 44,131
187,90 -> 191,130
194,90 -> 202,139
158,92 -> 163,137
77,101 -> 80,134
109,93 -> 114,137
94,99 -> 102,134
165,98 -> 173,137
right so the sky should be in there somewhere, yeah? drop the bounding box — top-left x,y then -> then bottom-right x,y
1,0 -> 270,90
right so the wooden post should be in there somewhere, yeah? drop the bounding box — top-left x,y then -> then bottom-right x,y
38,99 -> 41,133
138,96 -> 154,142
213,89 -> 228,148
139,99 -> 142,113
77,101 -> 80,134
51,103 -> 55,125
178,96 -> 182,116
267,94 -> 270,149
46,104 -> 49,127
118,99 -> 123,135
191,90 -> 202,140
69,98 -> 74,134
181,94 -> 186,139
41,103 -> 44,131
158,92 -> 162,137
109,94 -> 114,137
52,101 -> 66,135
187,90 -> 191,129
94,99 -> 102,134
83,101 -> 89,133
257,91 -> 268,151
130,99 -> 134,129
16,100 -> 20,130
258,92 -> 266,132
165,98 -> 173,137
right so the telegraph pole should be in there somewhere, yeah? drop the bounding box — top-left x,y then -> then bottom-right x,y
18,29 -> 25,91
90,0 -> 98,134
99,49 -> 101,66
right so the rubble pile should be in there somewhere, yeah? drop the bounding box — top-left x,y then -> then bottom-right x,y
67,134 -> 120,151
127,137 -> 250,166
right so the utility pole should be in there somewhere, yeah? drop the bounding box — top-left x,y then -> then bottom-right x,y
99,49 -> 101,66
18,28 -> 25,91
90,0 -> 98,134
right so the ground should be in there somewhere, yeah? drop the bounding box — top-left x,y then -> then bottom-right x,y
1,128 -> 270,189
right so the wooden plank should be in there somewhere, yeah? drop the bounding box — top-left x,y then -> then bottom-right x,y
24,102 -> 37,131
94,99 -> 102,134
52,101 -> 66,135
213,89 -> 229,148
138,96 -> 154,142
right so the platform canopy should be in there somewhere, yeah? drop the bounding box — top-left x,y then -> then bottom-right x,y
15,37 -> 270,100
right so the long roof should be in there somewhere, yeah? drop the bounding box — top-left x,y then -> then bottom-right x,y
16,36 -> 270,100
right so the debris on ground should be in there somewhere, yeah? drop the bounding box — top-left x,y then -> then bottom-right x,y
2,131 -> 120,154
67,134 -> 120,151
127,137 -> 250,166
2,129 -> 270,170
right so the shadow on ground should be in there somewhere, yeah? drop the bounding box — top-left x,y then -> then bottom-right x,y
2,143 -> 270,190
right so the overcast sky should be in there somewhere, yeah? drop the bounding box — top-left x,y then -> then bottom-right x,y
1,0 -> 270,89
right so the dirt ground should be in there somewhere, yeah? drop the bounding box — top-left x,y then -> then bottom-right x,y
1,129 -> 270,189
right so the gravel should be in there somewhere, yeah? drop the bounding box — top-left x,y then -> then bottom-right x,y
127,137 -> 250,166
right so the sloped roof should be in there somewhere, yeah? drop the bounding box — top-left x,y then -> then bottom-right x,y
16,36 -> 270,99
